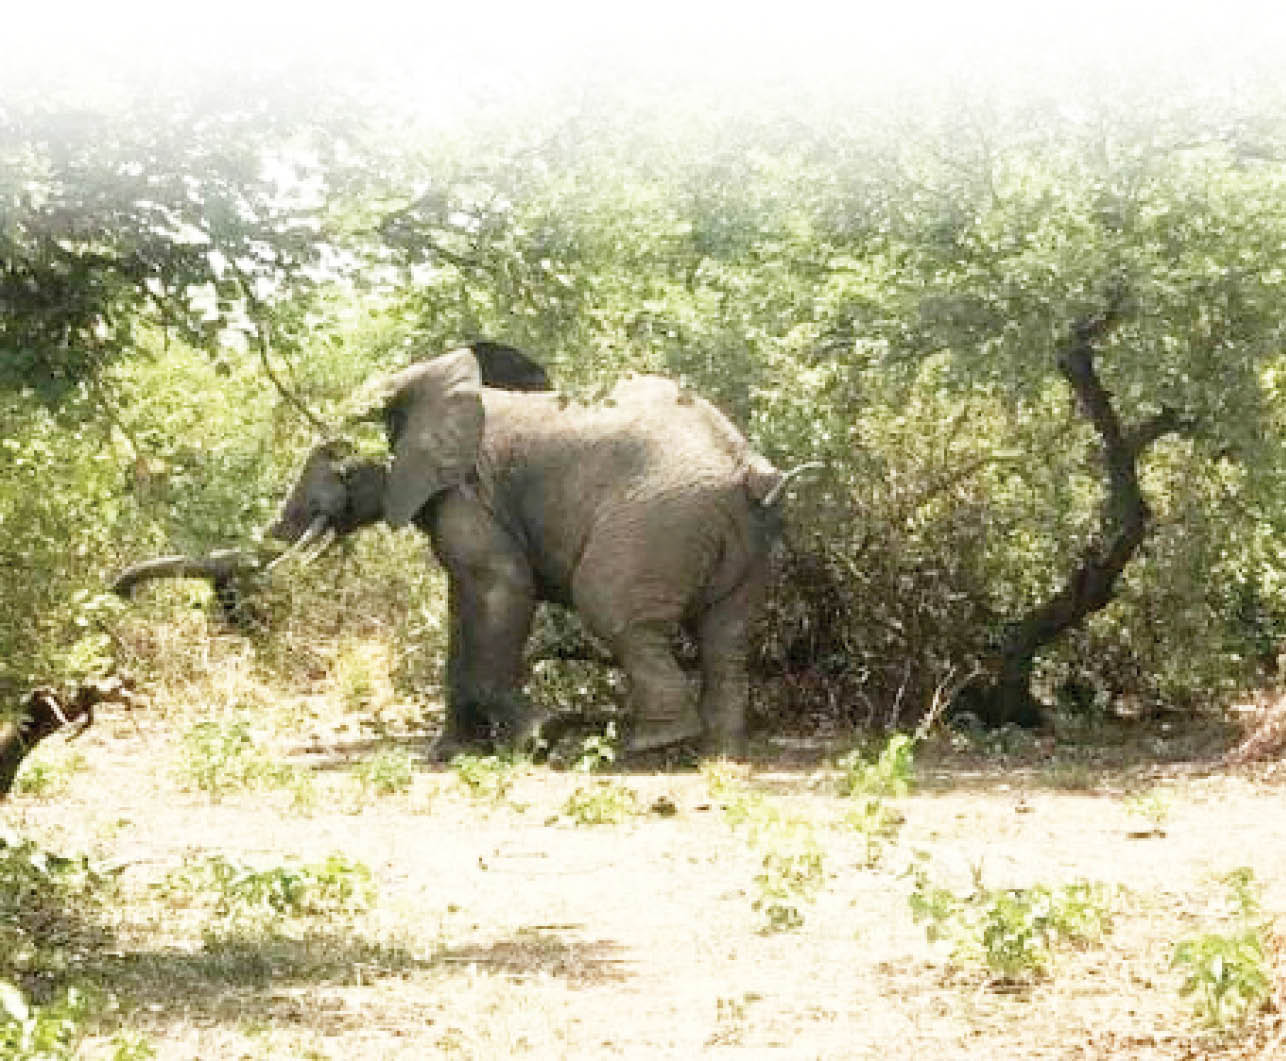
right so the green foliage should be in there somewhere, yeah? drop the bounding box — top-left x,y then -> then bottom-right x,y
159,854 -> 375,939
558,726 -> 639,825
837,734 -> 915,799
0,982 -> 92,1060
351,747 -> 416,796
907,857 -> 1115,982
176,718 -> 295,801
0,83 -> 340,397
571,725 -> 618,773
0,830 -> 106,984
753,835 -> 826,933
5,76 -> 1286,734
560,781 -> 640,826
1124,787 -> 1173,836
10,751 -> 87,799
450,754 -> 523,804
702,761 -> 826,932
1172,868 -> 1275,1028
836,734 -> 914,866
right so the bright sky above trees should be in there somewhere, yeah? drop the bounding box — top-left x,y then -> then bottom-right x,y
5,0 -> 1284,113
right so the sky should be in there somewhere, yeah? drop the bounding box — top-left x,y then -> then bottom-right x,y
4,0 -> 1284,115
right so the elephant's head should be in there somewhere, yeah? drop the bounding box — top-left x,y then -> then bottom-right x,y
267,440 -> 389,547
269,345 -> 505,546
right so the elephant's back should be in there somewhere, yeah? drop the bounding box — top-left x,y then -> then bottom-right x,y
477,382 -> 751,601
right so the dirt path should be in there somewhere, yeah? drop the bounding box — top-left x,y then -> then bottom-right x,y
5,713 -> 1286,1059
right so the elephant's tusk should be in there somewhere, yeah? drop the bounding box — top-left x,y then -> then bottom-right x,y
761,461 -> 825,507
266,515 -> 331,571
295,526 -> 338,567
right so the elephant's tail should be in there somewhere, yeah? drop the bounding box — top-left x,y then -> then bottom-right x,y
759,461 -> 825,508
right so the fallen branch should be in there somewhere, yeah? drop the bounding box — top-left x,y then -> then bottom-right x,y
112,548 -> 277,626
0,677 -> 143,798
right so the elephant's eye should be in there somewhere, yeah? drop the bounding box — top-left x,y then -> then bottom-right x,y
384,408 -> 406,447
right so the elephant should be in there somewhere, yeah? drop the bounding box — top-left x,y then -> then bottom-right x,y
269,345 -> 803,759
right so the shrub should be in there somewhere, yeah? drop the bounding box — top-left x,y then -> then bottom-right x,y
561,782 -> 640,826
158,853 -> 375,941
907,857 -> 1115,983
702,761 -> 826,932
1172,868 -> 1276,1029
0,830 -> 107,984
352,747 -> 416,796
176,717 -> 296,801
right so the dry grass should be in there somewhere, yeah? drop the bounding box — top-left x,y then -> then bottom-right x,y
1226,691 -> 1286,771
5,622 -> 1286,1059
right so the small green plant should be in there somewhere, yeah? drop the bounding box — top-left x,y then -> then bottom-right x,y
702,760 -> 825,932
0,982 -> 90,1060
352,747 -> 415,796
1124,787 -> 1172,836
0,830 -> 105,982
702,760 -> 782,837
11,750 -> 86,798
754,831 -> 826,932
836,733 -> 914,799
701,759 -> 750,806
561,780 -> 640,825
107,1030 -> 157,1060
844,796 -> 905,868
450,753 -> 522,803
907,856 -> 1115,983
159,853 -> 375,938
572,725 -> 618,773
837,734 -> 914,867
177,717 -> 293,801
1172,868 -> 1275,1029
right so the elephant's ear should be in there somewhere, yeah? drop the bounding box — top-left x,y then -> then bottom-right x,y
383,348 -> 484,528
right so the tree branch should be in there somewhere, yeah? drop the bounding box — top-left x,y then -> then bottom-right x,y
227,263 -> 331,435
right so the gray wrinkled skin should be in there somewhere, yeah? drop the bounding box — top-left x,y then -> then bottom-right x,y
270,349 -> 785,759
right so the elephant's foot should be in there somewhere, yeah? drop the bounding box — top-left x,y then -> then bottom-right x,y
429,710 -> 549,762
625,712 -> 703,757
428,732 -> 488,762
496,709 -> 549,756
700,730 -> 748,760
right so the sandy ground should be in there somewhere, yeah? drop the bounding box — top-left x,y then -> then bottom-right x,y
5,707 -> 1286,1060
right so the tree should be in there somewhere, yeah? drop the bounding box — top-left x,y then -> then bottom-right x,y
0,78 -> 345,398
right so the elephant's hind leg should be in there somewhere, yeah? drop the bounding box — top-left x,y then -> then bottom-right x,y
614,620 -> 702,755
695,582 -> 759,758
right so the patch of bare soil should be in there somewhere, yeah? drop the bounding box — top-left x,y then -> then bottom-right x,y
5,699 -> 1286,1059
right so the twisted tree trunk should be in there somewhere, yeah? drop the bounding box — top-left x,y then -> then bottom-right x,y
980,308 -> 1190,727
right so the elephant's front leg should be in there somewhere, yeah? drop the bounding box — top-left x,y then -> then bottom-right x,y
434,559 -> 540,759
